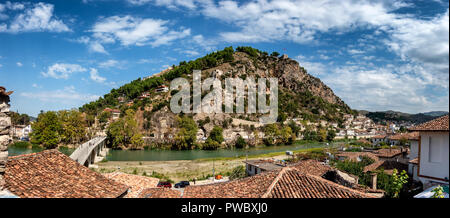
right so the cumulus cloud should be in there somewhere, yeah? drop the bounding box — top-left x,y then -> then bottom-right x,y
0,2 -> 70,33
41,63 -> 87,79
91,15 -> 190,47
16,62 -> 22,67
89,68 -> 106,83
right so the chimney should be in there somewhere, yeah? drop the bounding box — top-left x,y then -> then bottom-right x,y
0,86 -> 13,190
370,172 -> 377,190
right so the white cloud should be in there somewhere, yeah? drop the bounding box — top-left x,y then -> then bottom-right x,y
304,60 -> 449,113
0,2 -> 70,33
89,68 -> 106,83
16,62 -> 22,67
386,10 -> 449,75
98,59 -> 119,68
41,63 -> 87,79
72,36 -> 108,54
127,0 -> 198,9
20,86 -> 99,103
90,15 -> 190,48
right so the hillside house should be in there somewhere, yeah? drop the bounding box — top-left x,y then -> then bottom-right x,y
409,115 -> 449,188
103,108 -> 121,120
138,92 -> 151,100
155,85 -> 169,93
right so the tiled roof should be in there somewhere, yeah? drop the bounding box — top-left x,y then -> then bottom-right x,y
138,188 -> 181,198
371,148 -> 404,158
266,169 -> 373,198
371,135 -> 386,139
289,159 -> 332,176
389,132 -> 419,141
336,152 -> 380,162
103,172 -> 159,198
183,166 -> 375,198
4,150 -> 128,198
410,115 -> 449,131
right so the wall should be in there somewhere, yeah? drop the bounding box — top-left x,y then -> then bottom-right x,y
419,132 -> 449,185
0,93 -> 11,190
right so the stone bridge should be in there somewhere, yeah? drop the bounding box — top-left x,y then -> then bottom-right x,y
70,136 -> 107,167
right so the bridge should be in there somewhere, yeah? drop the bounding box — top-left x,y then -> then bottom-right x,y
69,136 -> 107,167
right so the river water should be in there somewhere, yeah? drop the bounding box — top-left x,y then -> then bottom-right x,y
8,141 -> 342,161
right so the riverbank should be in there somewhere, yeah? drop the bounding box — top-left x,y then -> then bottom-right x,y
95,147 -> 328,183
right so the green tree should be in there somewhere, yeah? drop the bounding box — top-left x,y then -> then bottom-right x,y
209,126 -> 224,144
235,136 -> 246,149
106,119 -> 125,149
98,111 -> 111,124
174,116 -> 198,150
387,169 -> 409,198
326,129 -> 336,142
203,137 -> 220,150
130,133 -> 144,150
281,126 -> 294,144
30,111 -> 62,149
271,51 -> 280,57
58,110 -> 86,145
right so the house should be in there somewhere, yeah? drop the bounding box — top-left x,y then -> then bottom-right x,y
155,85 -> 169,93
138,92 -> 151,100
103,108 -> 121,120
117,96 -> 126,103
409,115 -> 449,188
244,159 -> 285,176
4,150 -> 129,198
371,134 -> 387,145
183,167 -> 377,198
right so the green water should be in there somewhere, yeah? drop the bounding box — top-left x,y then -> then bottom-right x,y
8,141 -> 342,161
105,141 -> 341,161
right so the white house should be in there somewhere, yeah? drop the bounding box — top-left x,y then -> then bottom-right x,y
410,115 -> 449,188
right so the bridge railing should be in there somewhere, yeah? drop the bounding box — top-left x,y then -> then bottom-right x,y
69,136 -> 106,165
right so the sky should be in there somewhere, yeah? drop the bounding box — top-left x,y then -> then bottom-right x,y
0,0 -> 448,117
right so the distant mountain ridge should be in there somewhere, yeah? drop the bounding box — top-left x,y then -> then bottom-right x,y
358,110 -> 448,124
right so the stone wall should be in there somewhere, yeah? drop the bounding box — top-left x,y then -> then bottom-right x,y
0,91 -> 12,190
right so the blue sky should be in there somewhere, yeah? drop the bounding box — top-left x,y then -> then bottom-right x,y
0,0 -> 448,117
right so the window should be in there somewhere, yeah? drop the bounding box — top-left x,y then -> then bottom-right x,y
428,137 -> 441,163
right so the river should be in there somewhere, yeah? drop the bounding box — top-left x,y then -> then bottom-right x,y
8,141 -> 343,161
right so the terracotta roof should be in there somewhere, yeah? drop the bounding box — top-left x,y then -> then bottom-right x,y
410,115 -> 449,131
389,132 -> 419,141
138,188 -> 181,198
103,172 -> 159,198
4,150 -> 128,198
371,135 -> 387,139
183,167 -> 375,198
336,152 -> 380,162
289,159 -> 332,176
103,108 -> 120,113
371,148 -> 404,158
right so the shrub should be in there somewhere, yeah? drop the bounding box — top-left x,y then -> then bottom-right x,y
235,136 -> 246,149
229,165 -> 246,180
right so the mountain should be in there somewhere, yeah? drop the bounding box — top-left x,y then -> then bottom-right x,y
422,111 -> 449,117
358,110 -> 448,125
80,46 -> 355,146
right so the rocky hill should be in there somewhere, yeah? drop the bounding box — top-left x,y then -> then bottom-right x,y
80,46 -> 355,147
